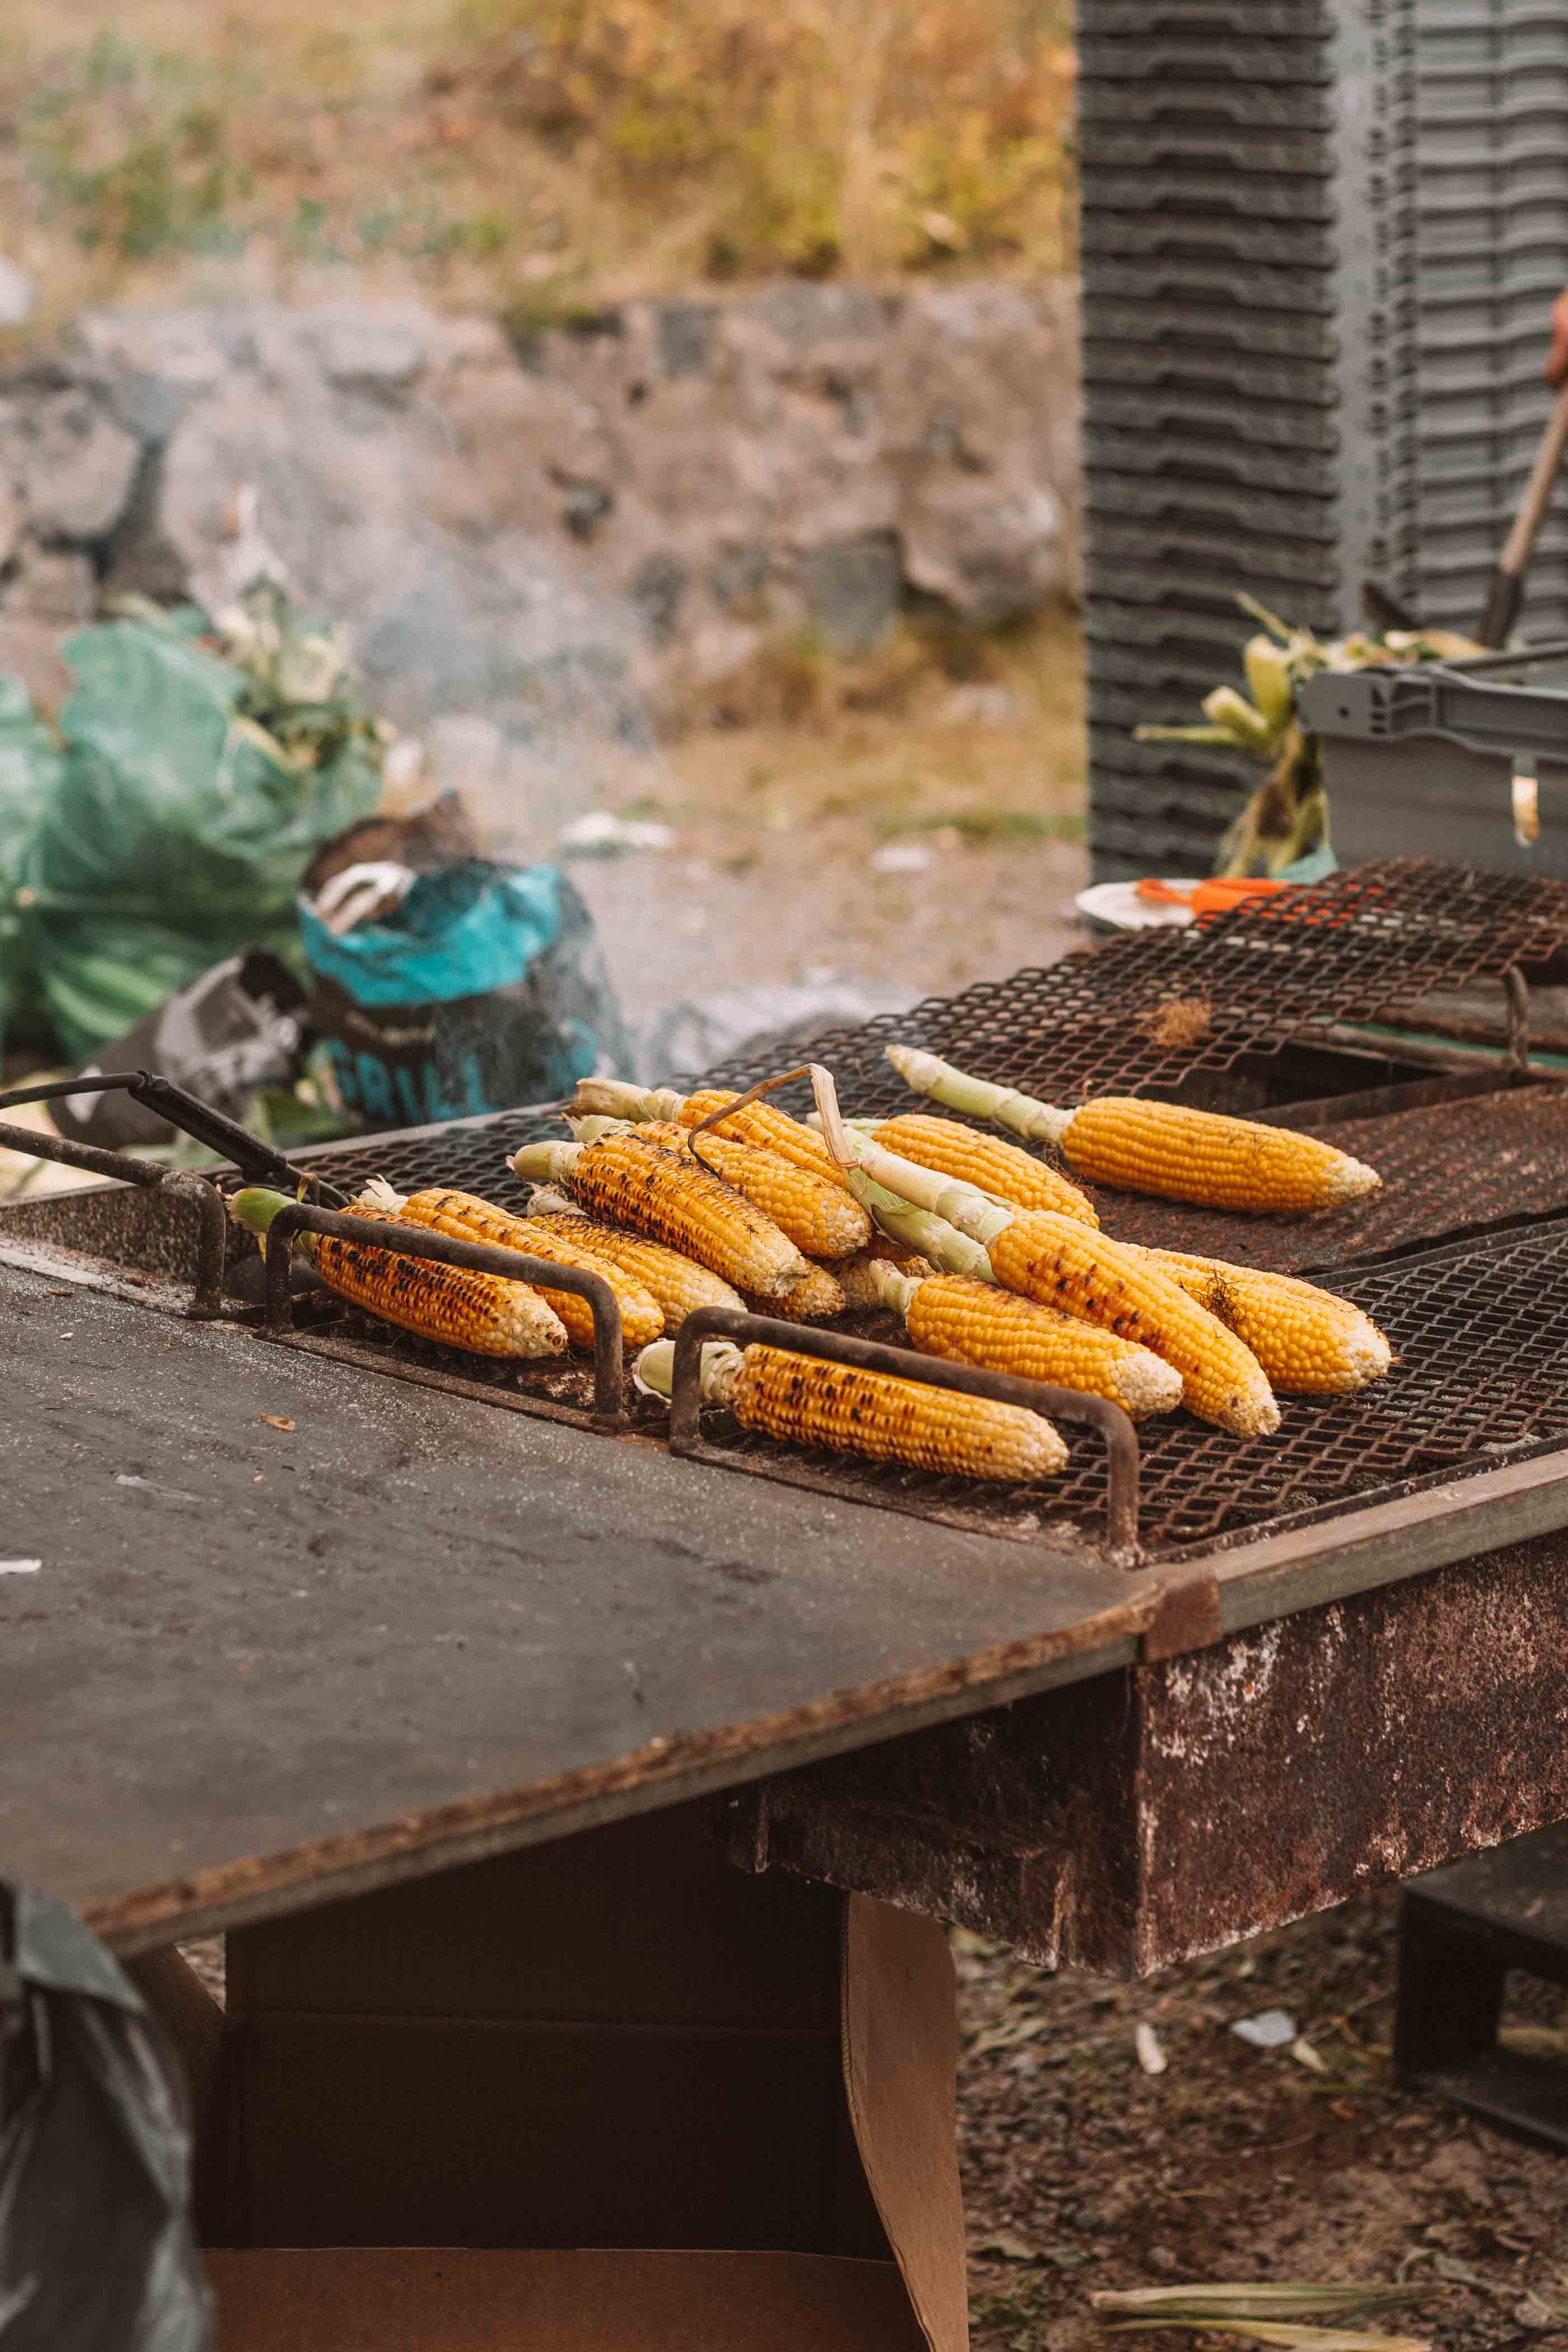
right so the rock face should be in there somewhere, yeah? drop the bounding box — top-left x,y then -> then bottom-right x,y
0,284 -> 1079,716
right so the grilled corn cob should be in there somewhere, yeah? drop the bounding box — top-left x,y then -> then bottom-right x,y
831,1112 -> 1281,1432
356,1182 -> 663,1350
743,1263 -> 847,1323
510,1132 -> 812,1300
228,1186 -> 568,1358
1123,1244 -> 1392,1393
635,1338 -> 1068,1482
524,1209 -> 743,1332
886,1045 -> 1380,1212
986,1212 -> 1280,1436
571,1076 -> 851,1191
632,1121 -> 871,1258
868,1112 -> 1098,1226
874,1264 -> 1183,1419
1048,1098 -> 1379,1213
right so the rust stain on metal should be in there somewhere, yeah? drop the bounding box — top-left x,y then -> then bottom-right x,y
1129,1528 -> 1568,1972
1139,1568 -> 1222,1661
759,1528 -> 1568,1977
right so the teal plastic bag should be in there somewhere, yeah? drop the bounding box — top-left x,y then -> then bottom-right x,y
300,859 -> 630,1125
21,614 -> 381,1061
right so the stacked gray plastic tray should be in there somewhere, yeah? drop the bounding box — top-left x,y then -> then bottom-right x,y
1080,0 -> 1568,881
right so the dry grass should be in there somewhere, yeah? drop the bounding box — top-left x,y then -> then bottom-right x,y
0,0 -> 1075,342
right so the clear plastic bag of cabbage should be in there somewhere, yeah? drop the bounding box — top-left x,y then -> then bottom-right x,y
19,591 -> 383,1061
0,674 -> 60,1055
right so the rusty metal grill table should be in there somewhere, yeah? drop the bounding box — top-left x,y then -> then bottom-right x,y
10,855 -> 1568,2345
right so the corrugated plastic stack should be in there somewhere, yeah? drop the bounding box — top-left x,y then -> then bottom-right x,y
1410,0 -> 1568,638
1079,0 -> 1568,882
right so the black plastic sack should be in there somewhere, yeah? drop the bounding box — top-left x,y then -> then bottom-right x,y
0,1884 -> 212,2352
51,948 -> 309,1154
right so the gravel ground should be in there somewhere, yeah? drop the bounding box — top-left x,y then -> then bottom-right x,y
959,1889 -> 1568,2351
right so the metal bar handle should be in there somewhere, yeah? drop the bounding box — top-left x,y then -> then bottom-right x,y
0,1070 -> 349,1205
667,1305 -> 1141,1563
0,1117 -> 225,1320
262,1203 -> 627,1426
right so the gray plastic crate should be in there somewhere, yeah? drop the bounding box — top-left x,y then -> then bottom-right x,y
1300,646 -> 1568,874
1080,0 -> 1568,882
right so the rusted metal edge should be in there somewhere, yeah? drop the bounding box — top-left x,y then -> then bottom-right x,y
86,1592 -> 1158,1956
0,1130 -> 225,1318
1206,1443 -> 1568,1634
1138,1567 -> 1223,1662
1133,1445 -> 1568,1659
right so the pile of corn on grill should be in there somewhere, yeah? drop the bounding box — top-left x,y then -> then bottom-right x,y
231,1043 -> 1395,1494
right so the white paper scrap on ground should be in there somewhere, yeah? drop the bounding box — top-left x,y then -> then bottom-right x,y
1230,2008 -> 1296,2048
0,1560 -> 41,1575
1134,2021 -> 1168,2076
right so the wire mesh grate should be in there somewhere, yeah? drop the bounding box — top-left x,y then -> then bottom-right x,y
688,1219 -> 1568,1559
697,860 -> 1568,1115
242,858 -> 1568,1560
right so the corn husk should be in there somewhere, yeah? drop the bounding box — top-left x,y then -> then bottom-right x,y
1091,2280 -> 1432,2349
1134,593 -> 1487,879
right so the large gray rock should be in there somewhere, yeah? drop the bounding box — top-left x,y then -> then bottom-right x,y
0,284 -> 1080,720
2,389 -> 141,543
65,311 -> 228,445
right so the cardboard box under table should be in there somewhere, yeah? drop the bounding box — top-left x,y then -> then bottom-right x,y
154,1806 -> 960,2351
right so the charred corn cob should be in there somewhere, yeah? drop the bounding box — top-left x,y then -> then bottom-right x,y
229,1186 -> 568,1358
524,1210 -> 743,1332
632,1121 -> 871,1258
1124,1244 -> 1392,1393
571,1076 -> 851,1191
886,1045 -> 1380,1212
356,1182 -> 663,1350
743,1263 -> 847,1323
874,1264 -> 1183,1419
986,1212 -> 1280,1436
510,1132 -> 812,1300
635,1338 -> 1067,1482
833,1106 -> 1280,1432
868,1112 -> 1098,1226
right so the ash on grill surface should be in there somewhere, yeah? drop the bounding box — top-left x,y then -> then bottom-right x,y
703,859 -> 1568,1114
1086,1084 -> 1568,1271
695,1220 -> 1568,1559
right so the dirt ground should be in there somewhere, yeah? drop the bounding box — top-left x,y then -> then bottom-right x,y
568,605 -> 1090,1029
959,1889 -> 1568,2350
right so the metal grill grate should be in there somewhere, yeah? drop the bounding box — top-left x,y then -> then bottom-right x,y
51,856 -> 1566,1563
291,1112 -> 560,1212
1093,1084 -> 1568,1271
698,861 -> 1568,1114
688,1220 -> 1568,1559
